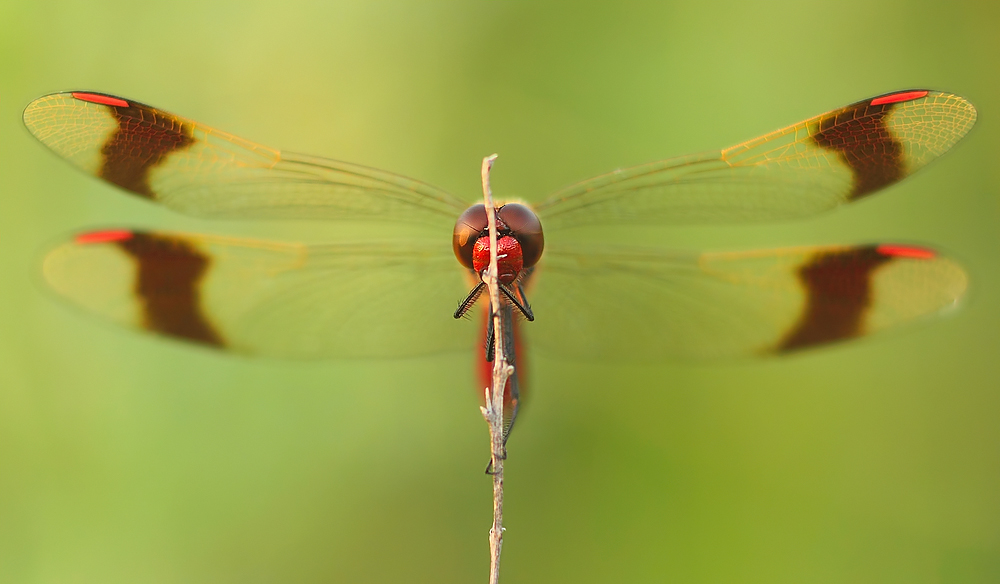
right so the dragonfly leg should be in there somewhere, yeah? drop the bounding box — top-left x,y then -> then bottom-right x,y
485,314 -> 495,362
485,303 -> 520,474
485,373 -> 520,474
500,283 -> 534,321
454,280 -> 486,319
502,396 -> 520,447
514,282 -> 533,320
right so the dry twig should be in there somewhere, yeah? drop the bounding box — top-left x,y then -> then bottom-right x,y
479,153 -> 513,584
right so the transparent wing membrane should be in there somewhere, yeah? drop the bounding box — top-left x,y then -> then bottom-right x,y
23,92 -> 469,227
528,244 -> 967,360
44,231 -> 475,358
26,89 -> 975,362
535,91 -> 977,230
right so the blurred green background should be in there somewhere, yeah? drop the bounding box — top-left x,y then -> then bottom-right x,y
2,1 -> 999,582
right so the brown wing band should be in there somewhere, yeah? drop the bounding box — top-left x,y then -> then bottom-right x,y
115,232 -> 225,347
777,247 -> 892,352
95,98 -> 196,199
811,100 -> 905,201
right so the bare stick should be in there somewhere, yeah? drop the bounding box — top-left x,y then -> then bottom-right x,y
480,153 -> 512,584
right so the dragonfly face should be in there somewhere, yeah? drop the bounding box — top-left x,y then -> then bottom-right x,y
24,89 -> 977,440
454,203 -> 544,285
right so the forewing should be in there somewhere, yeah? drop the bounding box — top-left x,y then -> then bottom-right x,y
528,244 -> 966,360
535,90 -> 977,230
23,92 -> 468,227
43,230 -> 476,358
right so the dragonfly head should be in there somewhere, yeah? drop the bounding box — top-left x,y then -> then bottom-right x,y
453,203 -> 544,285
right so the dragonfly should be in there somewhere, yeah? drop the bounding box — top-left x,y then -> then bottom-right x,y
24,89 -> 976,442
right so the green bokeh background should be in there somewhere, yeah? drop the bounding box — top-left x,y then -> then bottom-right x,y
2,2 -> 999,582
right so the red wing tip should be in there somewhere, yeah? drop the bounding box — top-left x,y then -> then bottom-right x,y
75,230 -> 135,245
71,92 -> 130,108
876,245 -> 936,260
870,90 -> 929,106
